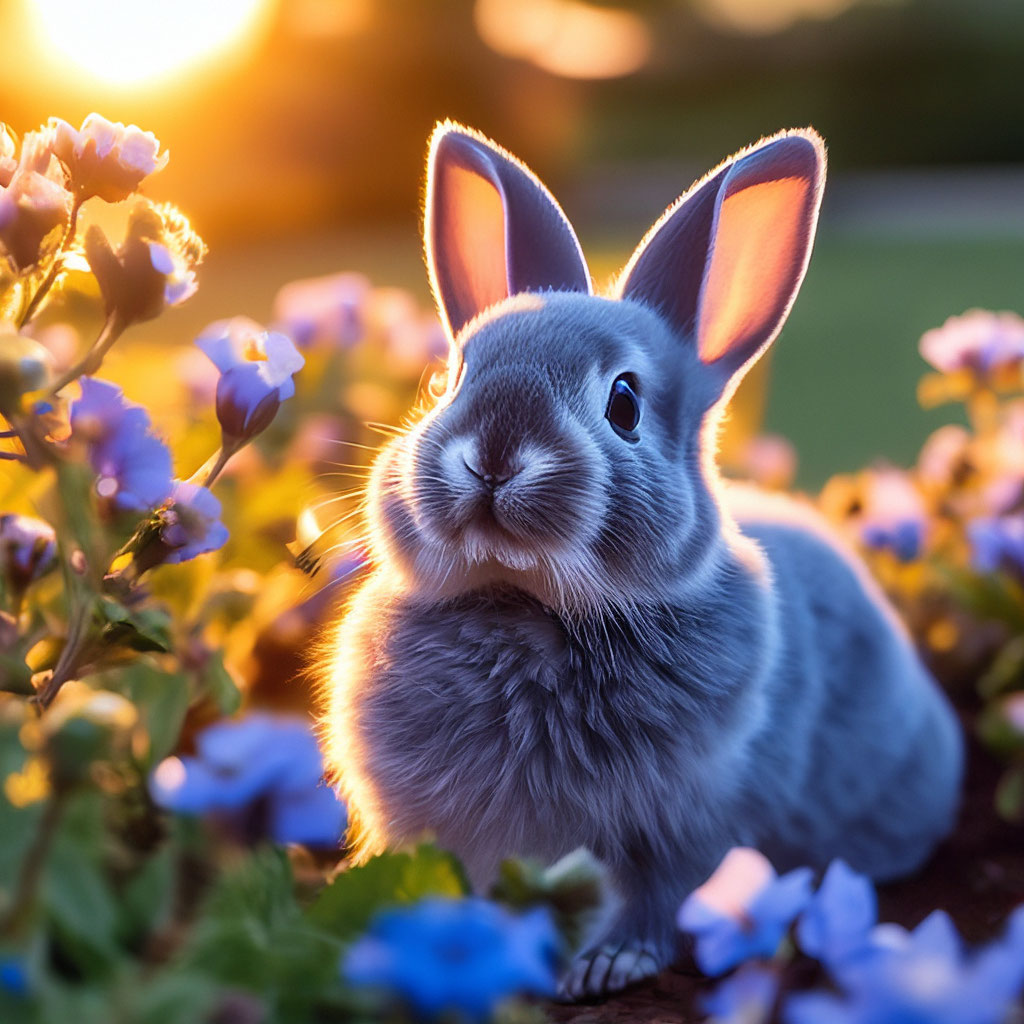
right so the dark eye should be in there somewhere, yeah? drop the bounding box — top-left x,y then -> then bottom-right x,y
606,374 -> 640,438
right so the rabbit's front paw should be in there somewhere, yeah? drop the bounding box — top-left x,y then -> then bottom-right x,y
555,942 -> 660,1001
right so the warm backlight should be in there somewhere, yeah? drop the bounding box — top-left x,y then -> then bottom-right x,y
26,0 -> 275,89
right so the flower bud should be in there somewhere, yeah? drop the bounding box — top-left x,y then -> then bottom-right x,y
0,328 -> 53,416
0,514 -> 56,592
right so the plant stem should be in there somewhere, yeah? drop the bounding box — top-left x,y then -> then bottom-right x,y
19,196 -> 83,328
189,443 -> 237,490
35,596 -> 91,709
48,313 -> 125,395
0,791 -> 66,936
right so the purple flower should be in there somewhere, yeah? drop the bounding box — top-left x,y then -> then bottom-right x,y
50,113 -> 167,203
158,481 -> 229,563
343,897 -> 559,1021
968,516 -> 1024,577
858,468 -> 927,562
796,860 -> 877,971
784,909 -> 1024,1024
70,378 -> 173,513
920,310 -> 1024,375
196,318 -> 304,443
272,272 -> 371,349
0,514 -> 56,590
149,713 -> 345,847
701,964 -> 779,1024
677,848 -> 813,976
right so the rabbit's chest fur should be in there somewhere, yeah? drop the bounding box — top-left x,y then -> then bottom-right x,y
338,578 -> 772,888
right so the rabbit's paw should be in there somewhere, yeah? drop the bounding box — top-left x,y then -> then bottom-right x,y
555,942 -> 660,1002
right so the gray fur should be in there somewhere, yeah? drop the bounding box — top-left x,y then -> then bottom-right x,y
320,126 -> 963,997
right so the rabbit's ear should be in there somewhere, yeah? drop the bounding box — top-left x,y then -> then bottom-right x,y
618,129 -> 825,394
425,122 -> 591,339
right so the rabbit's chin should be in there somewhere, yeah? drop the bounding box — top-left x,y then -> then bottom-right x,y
461,527 -> 540,571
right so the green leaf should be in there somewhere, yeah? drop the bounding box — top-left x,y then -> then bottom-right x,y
115,841 -> 176,949
111,661 -> 190,764
98,599 -> 172,653
200,650 -> 242,716
42,794 -> 122,977
995,764 -> 1024,824
491,848 -> 611,955
0,652 -> 34,695
307,844 -> 469,942
978,635 -> 1024,700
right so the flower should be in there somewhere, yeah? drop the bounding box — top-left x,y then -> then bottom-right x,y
70,377 -> 173,513
736,435 -> 798,491
196,318 -> 304,443
784,909 -> 1024,1024
857,468 -> 927,562
50,113 -> 167,203
967,516 -> 1024,577
149,713 -> 345,847
677,848 -> 813,976
343,897 -> 559,1022
702,964 -> 779,1024
0,956 -> 29,998
920,310 -> 1024,376
0,514 -> 56,590
0,128 -> 71,270
84,201 -> 203,326
272,271 -> 371,349
795,860 -> 877,971
157,481 -> 229,564
0,124 -> 16,187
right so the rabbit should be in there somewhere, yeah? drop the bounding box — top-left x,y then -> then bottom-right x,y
319,122 -> 963,1000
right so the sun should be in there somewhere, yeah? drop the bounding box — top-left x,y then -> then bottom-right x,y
26,0 -> 275,90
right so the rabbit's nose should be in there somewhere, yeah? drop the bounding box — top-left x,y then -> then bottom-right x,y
462,455 -> 516,489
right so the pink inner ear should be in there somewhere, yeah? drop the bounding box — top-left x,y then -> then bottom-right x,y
697,176 -> 809,365
439,163 -> 509,324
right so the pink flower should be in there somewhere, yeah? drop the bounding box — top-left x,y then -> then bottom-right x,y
51,114 -> 167,203
858,468 -> 927,562
920,310 -> 1024,375
272,272 -> 371,349
0,124 -> 16,188
0,126 -> 71,271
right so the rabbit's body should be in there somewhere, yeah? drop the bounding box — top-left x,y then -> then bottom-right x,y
321,127 -> 963,998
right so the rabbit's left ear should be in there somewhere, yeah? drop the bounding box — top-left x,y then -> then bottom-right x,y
425,123 -> 591,340
617,129 -> 825,395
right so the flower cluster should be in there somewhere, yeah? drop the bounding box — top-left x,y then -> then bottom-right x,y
149,713 -> 345,846
343,897 -> 560,1021
678,848 -> 1024,1024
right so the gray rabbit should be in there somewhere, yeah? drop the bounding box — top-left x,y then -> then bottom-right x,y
319,123 -> 963,999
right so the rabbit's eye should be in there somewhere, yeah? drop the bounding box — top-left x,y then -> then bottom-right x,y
606,375 -> 640,439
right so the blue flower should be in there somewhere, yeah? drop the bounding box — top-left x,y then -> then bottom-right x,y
158,481 -> 229,563
796,860 -> 877,971
149,713 -> 345,847
857,468 -> 927,562
677,848 -> 813,977
70,377 -> 173,513
784,908 -> 1024,1024
0,956 -> 29,998
0,513 -> 56,589
968,516 -> 1024,577
343,897 -> 559,1022
701,964 -> 779,1024
196,318 -> 304,443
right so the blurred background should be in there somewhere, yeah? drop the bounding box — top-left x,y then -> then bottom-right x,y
2,0 -> 1024,486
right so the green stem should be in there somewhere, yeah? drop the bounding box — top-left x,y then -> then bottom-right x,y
48,313 -> 125,395
19,196 -> 83,328
35,595 -> 91,709
189,442 -> 238,490
0,791 -> 66,937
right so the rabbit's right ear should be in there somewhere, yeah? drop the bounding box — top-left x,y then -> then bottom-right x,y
425,123 -> 591,340
617,129 -> 825,402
